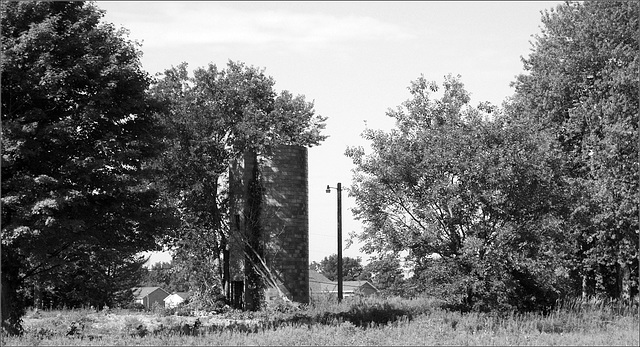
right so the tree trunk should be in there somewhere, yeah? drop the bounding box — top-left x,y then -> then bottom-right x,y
222,235 -> 230,300
618,261 -> 631,301
581,269 -> 595,298
1,250 -> 25,335
1,268 -> 11,330
33,278 -> 43,310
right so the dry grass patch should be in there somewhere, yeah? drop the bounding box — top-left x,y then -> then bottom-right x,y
3,296 -> 638,346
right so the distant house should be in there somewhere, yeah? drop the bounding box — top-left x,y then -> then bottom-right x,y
309,270 -> 378,299
343,280 -> 379,297
132,286 -> 170,309
164,292 -> 192,308
309,270 -> 336,299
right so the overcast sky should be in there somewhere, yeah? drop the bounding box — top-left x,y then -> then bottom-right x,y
96,1 -> 563,266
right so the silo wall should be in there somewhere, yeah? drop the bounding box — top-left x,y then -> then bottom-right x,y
227,144 -> 309,308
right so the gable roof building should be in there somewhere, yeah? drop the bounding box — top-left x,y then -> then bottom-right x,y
342,280 -> 379,296
309,269 -> 336,295
132,286 -> 170,309
309,270 -> 379,299
164,292 -> 192,308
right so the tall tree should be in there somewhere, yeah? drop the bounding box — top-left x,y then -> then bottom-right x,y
346,75 -> 571,311
511,1 -> 639,299
1,1 -> 172,333
363,254 -> 405,297
37,248 -> 148,309
139,261 -> 185,292
150,61 -> 327,310
312,254 -> 365,281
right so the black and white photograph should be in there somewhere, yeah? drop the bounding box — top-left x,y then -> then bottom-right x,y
1,1 -> 638,345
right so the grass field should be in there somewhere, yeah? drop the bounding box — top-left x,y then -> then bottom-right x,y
3,296 -> 638,346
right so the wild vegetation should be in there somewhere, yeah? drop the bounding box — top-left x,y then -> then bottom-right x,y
2,296 -> 638,346
1,0 -> 638,341
1,1 -> 175,334
346,0 -> 638,312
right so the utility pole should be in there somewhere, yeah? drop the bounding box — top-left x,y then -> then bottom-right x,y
327,183 -> 343,302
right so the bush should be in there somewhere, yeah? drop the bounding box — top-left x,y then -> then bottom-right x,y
125,302 -> 146,312
123,317 -> 147,337
185,291 -> 227,313
265,296 -> 303,314
413,255 -> 562,314
3,297 -> 638,345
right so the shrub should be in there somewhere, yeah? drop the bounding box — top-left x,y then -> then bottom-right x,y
123,317 -> 147,337
125,302 -> 146,312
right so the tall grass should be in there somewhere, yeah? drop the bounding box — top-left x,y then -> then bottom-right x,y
3,295 -> 638,346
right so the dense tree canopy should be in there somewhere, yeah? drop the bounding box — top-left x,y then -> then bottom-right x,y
346,74 -> 572,311
139,261 -> 189,293
362,254 -> 406,297
310,254 -> 365,282
346,0 -> 638,310
1,1 -> 172,333
511,0 -> 638,299
150,61 -> 327,310
2,0 -> 635,331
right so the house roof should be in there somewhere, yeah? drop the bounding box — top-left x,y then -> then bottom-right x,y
171,292 -> 192,300
309,270 -> 332,284
309,270 -> 379,294
132,286 -> 170,299
344,281 -> 379,292
309,270 -> 336,293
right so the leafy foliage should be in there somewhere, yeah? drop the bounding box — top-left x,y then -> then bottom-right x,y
1,1 -> 173,333
150,61 -> 327,310
346,74 -> 572,311
511,0 -> 639,299
346,1 -> 638,311
35,248 -> 148,310
310,254 -> 366,281
362,254 -> 406,297
4,296 -> 638,345
139,261 -> 189,293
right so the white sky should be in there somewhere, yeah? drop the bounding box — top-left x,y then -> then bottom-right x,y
96,1 -> 563,266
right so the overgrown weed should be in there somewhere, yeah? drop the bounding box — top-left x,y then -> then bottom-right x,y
4,295 -> 638,346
